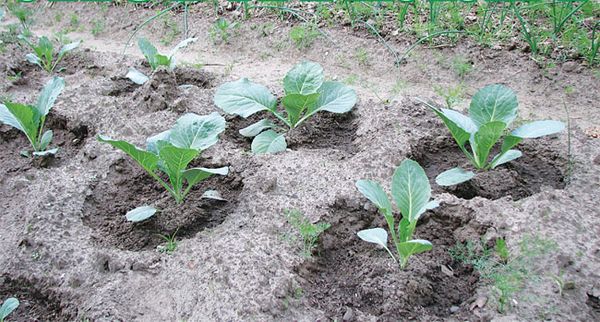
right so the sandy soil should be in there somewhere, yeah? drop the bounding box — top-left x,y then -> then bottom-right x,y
1,2 -> 599,321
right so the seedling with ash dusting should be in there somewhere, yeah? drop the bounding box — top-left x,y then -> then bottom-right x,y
97,112 -> 228,222
126,37 -> 197,85
284,209 -> 330,258
418,84 -> 565,186
214,60 -> 357,154
0,76 -> 65,157
18,35 -> 80,73
356,159 -> 438,269
0,297 -> 18,322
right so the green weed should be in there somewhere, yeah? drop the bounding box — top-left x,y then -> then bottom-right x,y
284,209 -> 330,258
289,24 -> 320,49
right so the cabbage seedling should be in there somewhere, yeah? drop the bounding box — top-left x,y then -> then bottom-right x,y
356,159 -> 438,268
0,76 -> 65,157
126,37 -> 197,85
213,60 -> 357,154
18,35 -> 80,73
0,297 -> 18,322
97,112 -> 228,222
418,84 -> 565,186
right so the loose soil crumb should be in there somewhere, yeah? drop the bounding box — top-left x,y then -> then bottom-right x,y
410,135 -> 567,200
82,157 -> 243,251
0,275 -> 73,322
297,198 -> 489,321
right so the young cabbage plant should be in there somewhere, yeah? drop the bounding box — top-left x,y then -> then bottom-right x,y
126,37 -> 197,85
0,76 -> 65,157
418,84 -> 565,186
356,159 -> 438,269
213,60 -> 357,154
0,297 -> 19,322
97,112 -> 228,222
18,35 -> 80,73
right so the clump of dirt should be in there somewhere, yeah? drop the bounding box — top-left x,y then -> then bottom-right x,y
410,135 -> 567,200
296,198 -> 488,321
223,111 -> 358,153
0,275 -> 74,322
0,113 -> 89,173
82,157 -> 243,251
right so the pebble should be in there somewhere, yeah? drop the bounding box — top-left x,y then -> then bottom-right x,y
343,308 -> 354,321
450,306 -> 460,313
563,61 -> 578,72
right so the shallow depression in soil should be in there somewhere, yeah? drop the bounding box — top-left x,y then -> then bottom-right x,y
82,157 -> 243,251
410,135 -> 567,201
296,199 -> 490,321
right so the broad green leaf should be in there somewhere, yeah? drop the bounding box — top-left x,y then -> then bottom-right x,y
469,84 -> 518,127
435,167 -> 475,186
168,37 -> 198,58
39,130 -> 53,150
36,76 -> 65,116
471,121 -> 506,168
420,99 -> 472,147
183,166 -> 229,187
306,81 -> 356,116
154,54 -> 171,68
38,36 -> 54,66
283,61 -> 324,95
282,93 -> 319,127
32,148 -> 58,157
97,135 -> 159,173
126,206 -> 157,222
500,135 -> 523,153
126,67 -> 149,85
357,228 -> 392,252
397,217 -> 411,243
0,297 -> 19,320
214,78 -> 277,117
391,159 -> 431,223
138,37 -> 159,69
146,130 -> 171,154
0,102 -> 40,145
511,120 -> 565,138
158,143 -> 199,190
239,119 -> 275,137
251,130 -> 286,154
201,189 -> 227,201
490,149 -> 522,169
58,41 -> 80,56
398,239 -> 433,258
355,180 -> 392,214
169,112 -> 226,151
441,108 -> 478,134
25,53 -> 42,67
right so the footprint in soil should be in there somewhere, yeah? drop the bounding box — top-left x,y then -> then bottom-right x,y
297,199 -> 491,321
223,111 -> 359,153
0,275 -> 74,322
82,158 -> 243,251
410,135 -> 567,201
0,113 -> 89,173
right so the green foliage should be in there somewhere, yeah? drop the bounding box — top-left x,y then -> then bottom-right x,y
97,113 -> 228,221
356,159 -> 438,269
0,297 -> 19,322
451,55 -> 473,79
18,35 -> 80,73
284,209 -> 330,258
289,24 -> 320,49
157,228 -> 179,254
209,18 -> 239,44
0,77 -> 64,156
421,84 -> 565,186
433,83 -> 466,108
214,60 -> 357,154
126,37 -> 196,85
6,0 -> 32,33
91,19 -> 105,37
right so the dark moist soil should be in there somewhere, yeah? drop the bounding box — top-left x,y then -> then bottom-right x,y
82,157 -> 243,251
410,135 -> 567,201
0,113 -> 89,173
0,275 -> 74,322
223,110 -> 358,153
296,198 -> 489,321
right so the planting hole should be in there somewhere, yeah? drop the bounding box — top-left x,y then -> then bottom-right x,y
0,113 -> 90,173
296,199 -> 489,320
410,135 -> 567,201
82,157 -> 243,251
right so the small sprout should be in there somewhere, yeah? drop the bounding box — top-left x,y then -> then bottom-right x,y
209,18 -> 239,44
419,84 -> 565,186
356,159 -> 438,269
18,35 -> 80,73
289,24 -> 320,49
284,209 -> 330,258
495,238 -> 510,263
0,77 -> 64,156
0,297 -> 19,322
214,60 -> 357,154
98,113 -> 228,221
157,228 -> 179,254
126,37 -> 197,85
